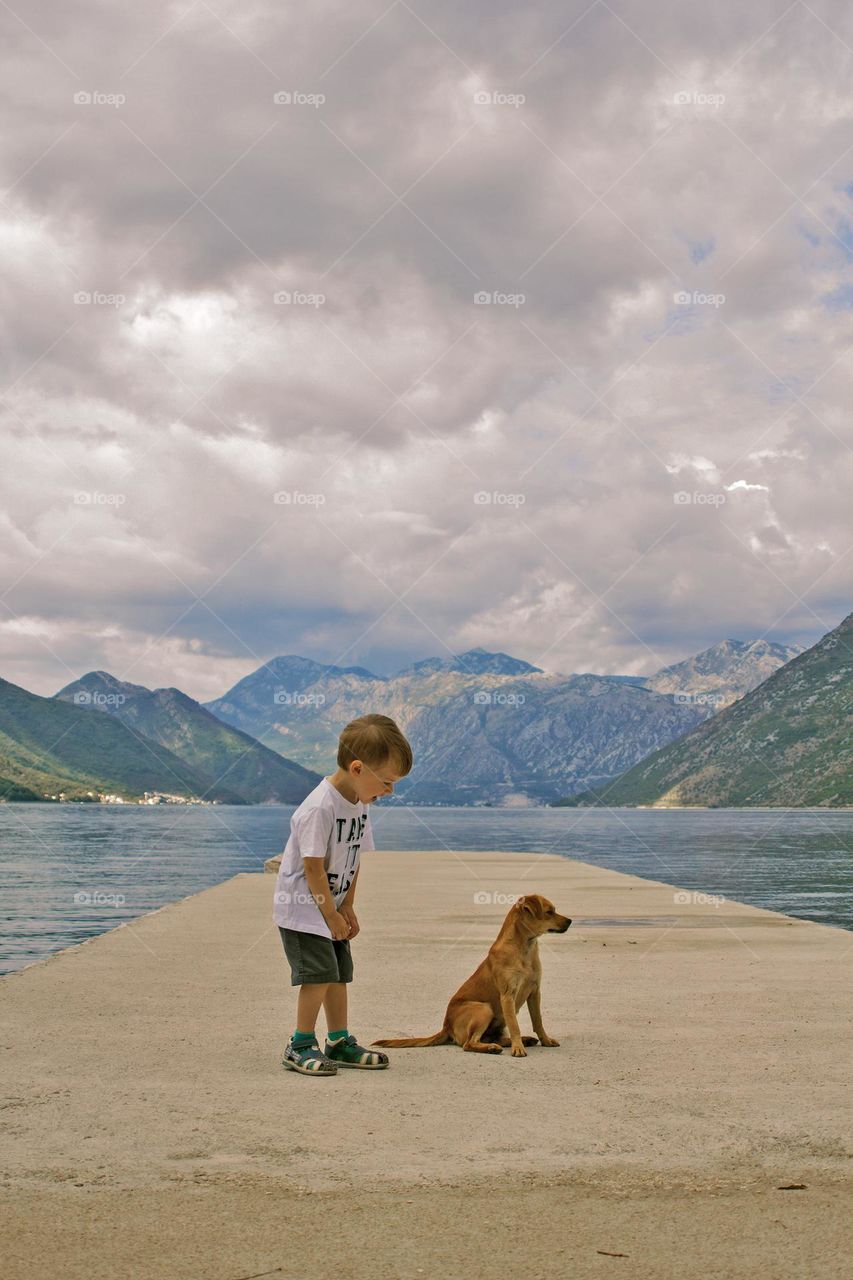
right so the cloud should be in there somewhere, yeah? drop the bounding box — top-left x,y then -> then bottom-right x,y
1,1 -> 851,697
666,455 -> 723,484
747,447 -> 806,461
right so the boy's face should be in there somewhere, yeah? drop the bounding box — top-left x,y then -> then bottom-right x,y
348,756 -> 403,804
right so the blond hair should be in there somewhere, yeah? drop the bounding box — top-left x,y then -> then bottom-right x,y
337,713 -> 413,776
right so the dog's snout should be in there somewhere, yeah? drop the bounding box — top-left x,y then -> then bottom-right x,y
558,918 -> 571,932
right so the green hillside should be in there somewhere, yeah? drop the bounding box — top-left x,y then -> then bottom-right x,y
54,672 -> 320,804
0,677 -> 245,803
0,774 -> 41,801
559,611 -> 853,808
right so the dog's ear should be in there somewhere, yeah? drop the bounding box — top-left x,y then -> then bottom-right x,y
519,895 -> 540,917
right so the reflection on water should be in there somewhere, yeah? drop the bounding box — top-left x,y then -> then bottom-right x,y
0,802 -> 850,973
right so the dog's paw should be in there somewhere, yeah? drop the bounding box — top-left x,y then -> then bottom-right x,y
487,1043 -> 503,1054
521,1036 -> 539,1046
511,1045 -> 528,1057
539,1035 -> 560,1047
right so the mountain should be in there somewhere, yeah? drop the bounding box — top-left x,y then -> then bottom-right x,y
397,673 -> 707,804
561,613 -> 852,808
4,632 -> 803,806
203,649 -> 707,803
54,672 -> 320,804
203,639 -> 803,804
640,638 -> 801,709
394,648 -> 543,678
0,677 -> 246,803
204,655 -> 383,757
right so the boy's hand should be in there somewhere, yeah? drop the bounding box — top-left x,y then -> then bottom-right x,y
326,910 -> 351,941
340,904 -> 360,939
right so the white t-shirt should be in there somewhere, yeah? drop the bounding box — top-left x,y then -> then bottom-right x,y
272,776 -> 375,938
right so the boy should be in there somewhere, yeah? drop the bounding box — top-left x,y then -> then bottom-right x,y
274,713 -> 413,1076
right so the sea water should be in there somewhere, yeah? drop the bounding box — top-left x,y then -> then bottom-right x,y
0,803 -> 850,973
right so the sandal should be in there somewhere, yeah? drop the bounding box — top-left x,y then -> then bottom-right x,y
282,1037 -> 338,1076
324,1034 -> 389,1069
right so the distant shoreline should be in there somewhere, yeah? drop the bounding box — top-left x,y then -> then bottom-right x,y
2,799 -> 853,811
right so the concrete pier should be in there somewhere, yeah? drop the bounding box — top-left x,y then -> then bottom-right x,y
2,850 -> 850,1278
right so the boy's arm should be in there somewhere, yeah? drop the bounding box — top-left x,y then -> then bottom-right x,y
339,813 -> 370,934
341,865 -> 360,908
302,858 -> 350,940
340,866 -> 360,938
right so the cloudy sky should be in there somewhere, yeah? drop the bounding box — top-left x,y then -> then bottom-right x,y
1,0 -> 852,700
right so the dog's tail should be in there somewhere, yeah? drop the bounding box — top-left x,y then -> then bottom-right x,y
371,1029 -> 451,1048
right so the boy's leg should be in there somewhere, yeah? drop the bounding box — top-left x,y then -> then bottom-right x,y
322,977 -> 389,1070
322,982 -> 348,1035
296,982 -> 329,1034
279,930 -> 343,1075
282,983 -> 338,1075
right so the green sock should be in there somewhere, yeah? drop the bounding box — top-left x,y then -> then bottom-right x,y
291,1030 -> 316,1046
327,1028 -> 349,1041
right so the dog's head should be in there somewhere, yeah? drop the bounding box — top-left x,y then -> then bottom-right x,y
515,894 -> 572,934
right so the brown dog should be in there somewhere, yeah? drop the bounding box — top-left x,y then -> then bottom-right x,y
372,893 -> 571,1057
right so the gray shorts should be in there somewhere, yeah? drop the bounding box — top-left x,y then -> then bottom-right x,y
278,927 -> 354,986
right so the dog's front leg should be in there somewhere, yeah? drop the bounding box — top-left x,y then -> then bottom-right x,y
499,991 -> 527,1057
527,986 -> 560,1047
